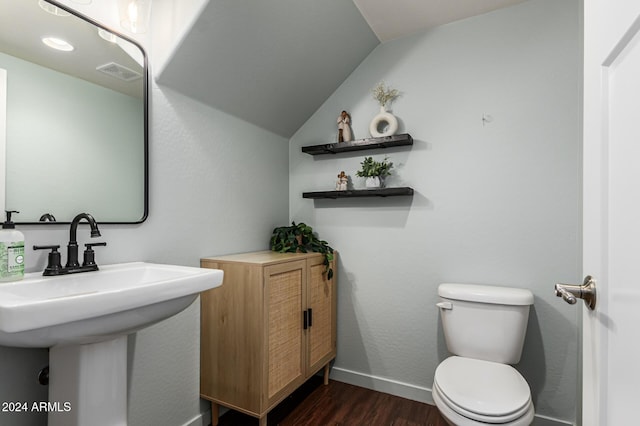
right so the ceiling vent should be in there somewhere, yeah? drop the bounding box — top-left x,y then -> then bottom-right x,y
96,62 -> 142,82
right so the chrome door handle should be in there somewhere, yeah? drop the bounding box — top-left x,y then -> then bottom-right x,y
555,275 -> 596,310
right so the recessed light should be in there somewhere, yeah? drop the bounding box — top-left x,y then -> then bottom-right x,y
38,0 -> 71,17
42,37 -> 74,52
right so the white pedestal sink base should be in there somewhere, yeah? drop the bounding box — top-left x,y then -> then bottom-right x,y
49,336 -> 127,426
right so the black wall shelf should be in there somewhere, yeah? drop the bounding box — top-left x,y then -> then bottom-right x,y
301,133 -> 413,155
303,187 -> 414,199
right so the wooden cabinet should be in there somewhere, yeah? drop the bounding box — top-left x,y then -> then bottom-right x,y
200,251 -> 337,426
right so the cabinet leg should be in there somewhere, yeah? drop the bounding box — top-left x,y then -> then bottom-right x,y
211,402 -> 219,426
259,415 -> 268,426
323,362 -> 331,385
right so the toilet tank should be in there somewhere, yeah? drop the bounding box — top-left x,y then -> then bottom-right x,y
437,283 -> 534,364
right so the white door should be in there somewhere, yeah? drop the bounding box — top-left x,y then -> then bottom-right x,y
583,1 -> 640,424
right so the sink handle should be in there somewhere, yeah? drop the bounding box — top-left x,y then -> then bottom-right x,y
83,242 -> 107,267
33,245 -> 63,276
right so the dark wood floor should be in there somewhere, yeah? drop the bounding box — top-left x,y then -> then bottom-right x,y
214,375 -> 449,426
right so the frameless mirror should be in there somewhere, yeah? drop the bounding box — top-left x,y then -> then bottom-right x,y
0,0 -> 148,224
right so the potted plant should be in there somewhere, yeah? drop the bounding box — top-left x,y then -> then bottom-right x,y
270,222 -> 334,280
355,156 -> 393,188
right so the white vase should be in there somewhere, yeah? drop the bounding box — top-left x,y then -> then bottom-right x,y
369,105 -> 398,138
365,176 -> 383,188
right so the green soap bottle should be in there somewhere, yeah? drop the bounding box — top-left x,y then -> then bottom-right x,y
0,210 -> 25,282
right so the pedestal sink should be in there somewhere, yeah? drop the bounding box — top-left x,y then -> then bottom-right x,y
0,262 -> 223,426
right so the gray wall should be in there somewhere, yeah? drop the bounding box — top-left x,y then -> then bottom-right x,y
0,77 -> 289,426
289,0 -> 581,424
1,1 -> 292,424
156,0 -> 379,138
2,2 -> 288,425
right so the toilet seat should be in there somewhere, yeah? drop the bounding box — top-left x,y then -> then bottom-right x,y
433,381 -> 532,424
433,383 -> 535,426
433,356 -> 533,424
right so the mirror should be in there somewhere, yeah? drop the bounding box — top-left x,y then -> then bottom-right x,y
0,0 -> 148,224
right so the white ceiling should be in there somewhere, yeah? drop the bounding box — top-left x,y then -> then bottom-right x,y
353,0 -> 528,42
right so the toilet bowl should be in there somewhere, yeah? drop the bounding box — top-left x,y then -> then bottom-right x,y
433,283 -> 535,426
432,357 -> 534,425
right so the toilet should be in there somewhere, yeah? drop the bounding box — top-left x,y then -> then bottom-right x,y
432,283 -> 535,426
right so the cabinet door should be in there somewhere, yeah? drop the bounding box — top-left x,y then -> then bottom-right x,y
264,260 -> 307,408
306,254 -> 337,374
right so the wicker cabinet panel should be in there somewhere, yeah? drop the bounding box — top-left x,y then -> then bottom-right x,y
200,251 -> 337,426
265,263 -> 305,401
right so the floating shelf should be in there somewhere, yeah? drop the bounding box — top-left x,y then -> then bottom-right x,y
303,187 -> 414,199
301,133 -> 413,155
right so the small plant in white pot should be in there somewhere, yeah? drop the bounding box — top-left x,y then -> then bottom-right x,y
355,156 -> 393,188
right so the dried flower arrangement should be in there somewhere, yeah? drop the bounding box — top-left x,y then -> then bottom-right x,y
372,81 -> 399,107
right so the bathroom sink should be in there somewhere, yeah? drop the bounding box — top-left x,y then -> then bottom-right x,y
0,262 -> 223,347
0,261 -> 223,425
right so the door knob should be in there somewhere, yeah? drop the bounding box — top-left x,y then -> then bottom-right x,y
555,275 -> 596,310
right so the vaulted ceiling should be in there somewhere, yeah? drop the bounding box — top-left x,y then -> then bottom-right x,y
156,0 -> 527,137
156,0 -> 378,138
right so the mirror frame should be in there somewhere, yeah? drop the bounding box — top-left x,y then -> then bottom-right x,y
11,0 -> 149,225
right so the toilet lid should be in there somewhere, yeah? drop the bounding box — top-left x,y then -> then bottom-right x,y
434,356 -> 531,419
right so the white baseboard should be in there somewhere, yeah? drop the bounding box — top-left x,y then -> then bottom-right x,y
330,366 -> 434,405
532,414 -> 574,426
329,367 -> 574,426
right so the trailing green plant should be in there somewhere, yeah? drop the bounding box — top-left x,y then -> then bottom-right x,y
355,156 -> 394,178
270,222 -> 334,280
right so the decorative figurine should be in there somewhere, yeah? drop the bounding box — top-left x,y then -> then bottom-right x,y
337,110 -> 352,142
335,171 -> 348,191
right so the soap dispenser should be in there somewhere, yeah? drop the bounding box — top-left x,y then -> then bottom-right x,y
0,210 -> 25,282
